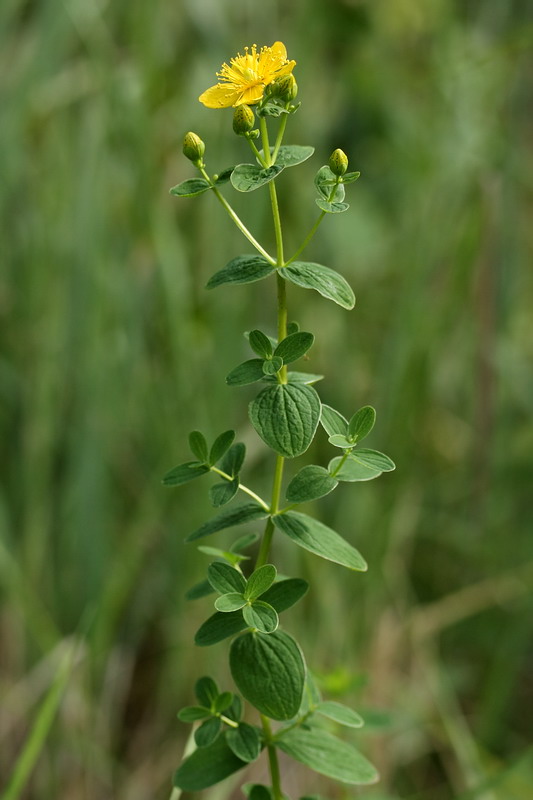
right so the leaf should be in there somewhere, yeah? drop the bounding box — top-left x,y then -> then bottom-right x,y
243,601 -> 279,633
246,786 -> 273,800
286,465 -> 338,503
207,255 -> 275,289
230,631 -> 306,720
274,332 -> 314,364
262,356 -> 283,375
245,564 -> 277,600
174,736 -> 246,791
287,320 -> 300,335
215,593 -> 247,612
189,431 -> 208,462
221,443 -> 246,477
162,461 -> 210,487
276,728 -> 378,785
352,448 -> 395,472
261,145 -> 315,167
170,178 -> 210,198
195,610 -> 247,647
209,477 -> 239,507
185,579 -> 215,601
225,694 -> 242,723
262,371 -> 324,385
210,430 -> 235,465
207,562 -> 247,595
194,724 -> 231,754
348,406 -> 376,441
249,384 -> 321,458
185,503 -> 269,543
226,359 -> 266,386
214,166 -> 235,184
320,405 -> 348,436
230,531 -> 259,553
261,578 -> 309,612
315,198 -> 350,214
328,450 -> 395,482
231,163 -> 284,192
195,578 -> 308,647
198,545 -> 241,565
315,701 -> 364,728
257,102 -> 290,117
177,705 -> 211,722
249,330 -> 273,358
314,166 -> 345,202
328,434 -> 353,449
214,692 -> 233,713
280,262 -> 355,310
273,511 -> 367,571
226,723 -> 262,763
195,676 -> 219,707
341,170 -> 361,184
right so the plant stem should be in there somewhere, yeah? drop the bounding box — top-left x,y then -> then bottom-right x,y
330,446 -> 354,478
284,176 -> 341,266
198,166 -> 275,265
246,136 -> 267,167
210,467 -> 270,511
272,112 -> 288,162
261,715 -> 283,800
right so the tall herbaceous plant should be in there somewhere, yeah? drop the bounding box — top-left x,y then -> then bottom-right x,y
165,42 -> 395,798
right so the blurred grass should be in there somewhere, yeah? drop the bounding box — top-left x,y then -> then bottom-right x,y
1,0 -> 532,798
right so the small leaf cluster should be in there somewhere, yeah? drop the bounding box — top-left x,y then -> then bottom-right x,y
209,562 -> 279,634
227,326 -> 313,385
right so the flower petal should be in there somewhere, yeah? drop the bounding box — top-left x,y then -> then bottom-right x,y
237,84 -> 265,106
199,84 -> 241,109
271,41 -> 287,60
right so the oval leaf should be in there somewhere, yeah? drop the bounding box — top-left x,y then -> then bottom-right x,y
207,255 -> 275,289
195,610 -> 247,647
348,406 -> 376,441
243,601 -> 279,633
195,716 -> 221,747
231,163 -> 284,192
276,728 -> 378,785
162,461 -> 210,487
170,178 -> 210,198
249,384 -> 321,459
210,430 -> 236,465
315,198 -> 350,214
227,359 -> 266,386
274,332 -> 314,364
262,356 -> 283,375
230,631 -> 306,720
189,431 -> 208,462
249,330 -> 273,358
315,700 -> 364,728
177,705 -> 211,722
209,477 -> 239,507
273,511 -> 367,571
263,371 -> 324,385
328,455 -> 381,482
286,465 -> 338,503
245,564 -> 277,600
221,443 -> 246,477
320,405 -> 348,436
207,562 -> 247,595
264,145 -> 314,167
226,723 -> 262,763
352,448 -> 395,472
260,577 -> 309,613
185,503 -> 269,543
328,434 -> 353,449
174,735 -> 246,791
314,166 -> 345,201
195,676 -> 219,707
215,593 -> 247,612
280,262 -> 355,310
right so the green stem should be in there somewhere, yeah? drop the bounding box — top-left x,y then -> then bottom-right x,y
284,176 -> 341,266
246,136 -> 267,167
210,467 -> 270,511
219,714 -> 239,729
330,446 -> 354,478
261,716 -> 283,800
272,112 -> 288,162
198,166 -> 275,265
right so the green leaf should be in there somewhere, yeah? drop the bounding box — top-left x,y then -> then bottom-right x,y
249,383 -> 321,458
280,262 -> 355,310
315,700 -> 364,728
249,329 -> 273,358
328,434 -> 353,449
230,531 -> 259,553
195,676 -> 219,707
245,564 -> 277,600
174,736 -> 246,791
261,578 -> 309,612
215,592 -> 247,612
262,356 -> 283,375
352,448 -> 395,472
210,430 -> 235,465
207,562 -> 247,595
226,723 -> 262,763
185,579 -> 215,601
209,477 -> 239,507
257,102 -> 289,117
195,610 -> 247,647
314,166 -> 345,202
230,631 -> 306,720
315,198 -> 350,214
214,691 -> 233,713
177,705 -> 211,722
226,359 -> 265,386
225,694 -> 242,723
221,443 -> 246,477
189,431 -> 208,462
287,320 -> 300,335
274,332 -> 314,364
348,406 -> 376,442
185,502 -> 269,543
320,405 -> 348,436
207,255 -> 275,289
341,170 -> 361,184
260,145 -> 314,167
246,786 -> 273,800
214,167 -> 235,185
262,371 -> 324,385
162,461 -> 210,487
243,601 -> 279,633
328,450 -> 395,482
276,728 -> 378,785
170,178 -> 210,198
273,511 -> 367,571
198,545 -> 242,565
231,163 -> 284,192
286,465 -> 338,503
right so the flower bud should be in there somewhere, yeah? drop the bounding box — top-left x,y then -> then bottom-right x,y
269,74 -> 298,102
182,131 -> 205,163
329,148 -> 348,176
233,104 -> 255,135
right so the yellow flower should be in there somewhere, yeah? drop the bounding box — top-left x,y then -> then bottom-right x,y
199,42 -> 296,109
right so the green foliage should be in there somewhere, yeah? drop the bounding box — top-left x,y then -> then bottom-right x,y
263,145 -> 315,167
226,358 -> 266,386
209,430 -> 236,465
249,384 -> 321,458
189,431 -> 209,462
315,700 -> 364,728
273,511 -> 367,571
249,329 -> 273,359
207,563 -> 246,594
162,461 -> 210,486
276,728 -> 378,785
185,503 -> 269,542
174,736 -> 247,791
207,255 -> 276,288
279,262 -> 355,309
245,564 -> 277,599
169,178 -> 210,197
274,332 -> 314,363
226,722 -> 262,762
286,465 -> 338,503
231,164 -> 284,192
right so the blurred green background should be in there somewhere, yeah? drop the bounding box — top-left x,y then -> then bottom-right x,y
1,1 -> 532,798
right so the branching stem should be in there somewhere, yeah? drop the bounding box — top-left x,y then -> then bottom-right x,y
210,466 -> 270,511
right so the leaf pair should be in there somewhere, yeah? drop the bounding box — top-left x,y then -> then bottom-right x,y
313,164 -> 360,214
209,562 -> 279,634
169,167 -> 235,198
162,429 -> 238,488
227,329 -> 314,386
321,405 -> 396,482
177,676 -> 240,748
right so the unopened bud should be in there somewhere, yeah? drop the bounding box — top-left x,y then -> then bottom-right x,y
329,148 -> 348,176
182,131 -> 205,164
233,104 -> 255,135
269,74 -> 298,103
